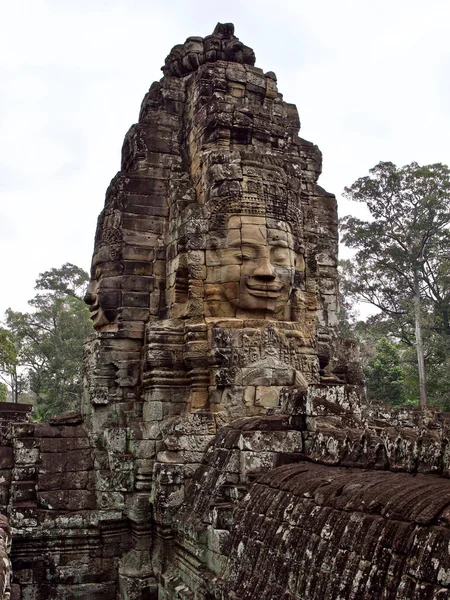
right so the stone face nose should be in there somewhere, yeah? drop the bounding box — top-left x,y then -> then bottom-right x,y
253,257 -> 276,279
84,284 -> 95,306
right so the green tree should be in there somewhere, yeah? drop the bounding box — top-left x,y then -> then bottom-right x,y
4,264 -> 93,416
400,328 -> 450,409
366,337 -> 405,406
337,261 -> 359,340
35,263 -> 89,300
341,161 -> 450,407
31,404 -> 55,423
0,383 -> 8,403
0,326 -> 27,402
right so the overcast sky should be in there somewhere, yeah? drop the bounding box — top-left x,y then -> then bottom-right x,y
1,0 -> 449,318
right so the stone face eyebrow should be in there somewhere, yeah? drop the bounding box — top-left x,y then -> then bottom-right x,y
268,239 -> 289,247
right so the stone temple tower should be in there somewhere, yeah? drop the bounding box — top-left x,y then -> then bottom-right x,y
83,21 -> 343,428
80,21 -> 348,594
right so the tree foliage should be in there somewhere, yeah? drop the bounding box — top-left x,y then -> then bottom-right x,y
341,162 -> 450,319
0,326 -> 27,402
365,337 -> 405,406
1,264 -> 93,416
35,263 -> 89,300
0,383 -> 8,403
340,161 -> 450,407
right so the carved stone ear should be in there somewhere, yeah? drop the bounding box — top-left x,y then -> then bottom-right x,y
209,237 -> 221,251
295,255 -> 305,272
207,233 -> 225,251
205,245 -> 222,267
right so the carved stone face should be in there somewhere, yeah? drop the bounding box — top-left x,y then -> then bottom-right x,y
207,215 -> 296,319
84,260 -> 121,330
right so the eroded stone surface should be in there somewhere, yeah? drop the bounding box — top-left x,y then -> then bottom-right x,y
0,516 -> 11,600
224,463 -> 450,599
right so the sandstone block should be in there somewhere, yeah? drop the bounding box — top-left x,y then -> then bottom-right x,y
0,447 -> 14,469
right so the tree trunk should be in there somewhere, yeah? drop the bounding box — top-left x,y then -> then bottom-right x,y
413,270 -> 428,407
12,372 -> 18,403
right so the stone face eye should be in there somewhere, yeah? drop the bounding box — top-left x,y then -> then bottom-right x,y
235,246 -> 258,262
271,247 -> 291,264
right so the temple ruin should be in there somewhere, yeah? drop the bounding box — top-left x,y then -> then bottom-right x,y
1,23 -> 450,600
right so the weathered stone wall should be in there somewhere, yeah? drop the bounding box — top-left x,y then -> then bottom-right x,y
5,392 -> 450,598
153,386 -> 450,598
0,515 -> 12,600
224,463 -> 450,599
0,415 -> 128,599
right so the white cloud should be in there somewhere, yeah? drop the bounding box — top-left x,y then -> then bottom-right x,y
0,0 -> 449,316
